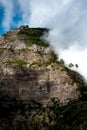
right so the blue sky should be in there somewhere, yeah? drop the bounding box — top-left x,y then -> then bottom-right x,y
0,5 -> 5,34
0,0 -> 32,35
0,0 -> 23,35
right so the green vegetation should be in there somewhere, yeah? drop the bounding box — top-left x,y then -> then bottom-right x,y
46,57 -> 58,67
15,59 -> 27,67
30,61 -> 41,67
69,63 -> 74,67
9,38 -> 15,42
1,97 -> 87,130
46,58 -> 56,66
50,50 -> 58,61
3,59 -> 27,67
46,51 -> 58,66
18,27 -> 49,47
3,60 -> 14,65
3,32 -> 15,42
63,66 -> 87,100
22,98 -> 87,130
75,64 -> 79,68
60,59 -> 65,65
60,101 -> 87,130
0,48 -> 8,55
18,27 -> 48,37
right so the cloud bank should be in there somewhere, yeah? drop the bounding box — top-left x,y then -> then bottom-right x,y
1,0 -> 87,79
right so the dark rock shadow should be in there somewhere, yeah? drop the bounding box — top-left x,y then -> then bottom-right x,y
0,66 -> 54,130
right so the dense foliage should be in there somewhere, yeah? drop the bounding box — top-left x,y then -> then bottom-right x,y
18,27 -> 49,47
1,96 -> 87,130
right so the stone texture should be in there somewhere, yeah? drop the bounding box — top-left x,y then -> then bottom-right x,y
0,27 -> 81,105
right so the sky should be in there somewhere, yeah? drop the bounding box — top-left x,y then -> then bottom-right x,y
0,0 -> 87,79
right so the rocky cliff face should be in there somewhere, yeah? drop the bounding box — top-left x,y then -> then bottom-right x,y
1,26 -> 87,130
0,26 -> 82,105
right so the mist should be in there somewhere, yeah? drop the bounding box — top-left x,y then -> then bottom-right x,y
1,0 -> 87,79
28,0 -> 87,80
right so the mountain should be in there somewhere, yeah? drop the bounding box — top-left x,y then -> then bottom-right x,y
0,25 -> 87,130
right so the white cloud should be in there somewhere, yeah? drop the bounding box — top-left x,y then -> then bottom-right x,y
0,0 -> 14,31
59,46 -> 87,79
25,0 -> 87,79
17,0 -> 31,25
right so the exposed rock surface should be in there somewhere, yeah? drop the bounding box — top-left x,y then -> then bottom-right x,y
0,26 -> 82,105
0,26 -> 86,130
